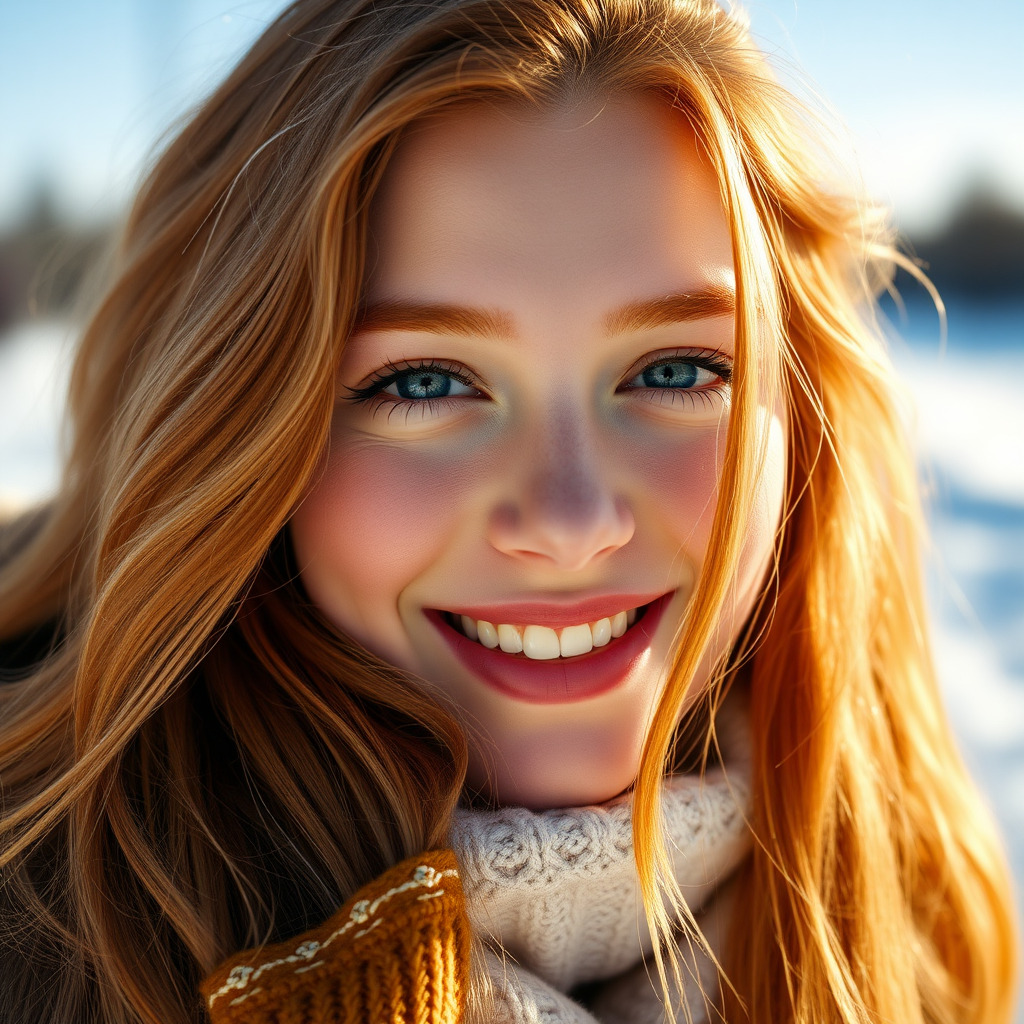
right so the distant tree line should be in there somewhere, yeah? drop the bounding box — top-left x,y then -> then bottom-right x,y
0,183 -> 110,333
901,184 -> 1024,300
0,179 -> 1021,337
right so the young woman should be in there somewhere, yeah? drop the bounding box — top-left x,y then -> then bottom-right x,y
0,1 -> 1017,1022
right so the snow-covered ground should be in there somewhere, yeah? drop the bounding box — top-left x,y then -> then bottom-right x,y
0,319 -> 74,510
2,304 -> 1023,947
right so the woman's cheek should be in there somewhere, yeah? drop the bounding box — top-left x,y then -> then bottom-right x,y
621,424 -> 725,558
624,406 -> 784,590
290,436 -> 478,664
735,409 -> 787,599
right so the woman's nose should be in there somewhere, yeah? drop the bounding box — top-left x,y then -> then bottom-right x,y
486,410 -> 634,571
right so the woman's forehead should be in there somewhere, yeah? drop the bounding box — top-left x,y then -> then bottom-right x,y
363,91 -> 734,316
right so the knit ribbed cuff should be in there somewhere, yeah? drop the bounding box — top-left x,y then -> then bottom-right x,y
201,850 -> 470,1024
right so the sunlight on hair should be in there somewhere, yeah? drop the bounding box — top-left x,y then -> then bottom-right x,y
0,1 -> 1017,1022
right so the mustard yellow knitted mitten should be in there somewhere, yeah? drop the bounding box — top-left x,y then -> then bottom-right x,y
201,850 -> 469,1024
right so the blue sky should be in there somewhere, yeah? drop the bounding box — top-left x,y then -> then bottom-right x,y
1,0 -> 1022,232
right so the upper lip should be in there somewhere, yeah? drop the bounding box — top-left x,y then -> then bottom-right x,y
437,591 -> 669,628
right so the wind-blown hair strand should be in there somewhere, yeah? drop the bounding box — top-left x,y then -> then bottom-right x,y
0,2 -> 1016,1022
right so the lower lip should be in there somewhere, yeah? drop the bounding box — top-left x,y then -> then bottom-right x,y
427,592 -> 674,705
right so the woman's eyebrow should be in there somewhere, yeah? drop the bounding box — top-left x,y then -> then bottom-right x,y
604,285 -> 735,335
353,301 -> 515,339
353,285 -> 734,341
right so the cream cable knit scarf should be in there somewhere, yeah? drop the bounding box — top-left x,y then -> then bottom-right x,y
449,697 -> 752,1024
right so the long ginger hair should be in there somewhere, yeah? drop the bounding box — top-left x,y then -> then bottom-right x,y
0,1 -> 1017,1022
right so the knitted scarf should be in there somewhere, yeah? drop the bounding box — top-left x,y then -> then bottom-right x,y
201,699 -> 750,1024
450,698 -> 751,1024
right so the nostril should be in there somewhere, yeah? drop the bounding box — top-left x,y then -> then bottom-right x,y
499,544 -> 619,570
488,514 -> 634,569
486,470 -> 635,570
512,549 -> 555,563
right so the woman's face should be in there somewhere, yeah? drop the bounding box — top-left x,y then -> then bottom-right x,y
291,92 -> 785,809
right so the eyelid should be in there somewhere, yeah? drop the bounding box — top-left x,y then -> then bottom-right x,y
618,347 -> 733,388
343,358 -> 486,402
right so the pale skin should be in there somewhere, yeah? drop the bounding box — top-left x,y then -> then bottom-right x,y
290,92 -> 786,809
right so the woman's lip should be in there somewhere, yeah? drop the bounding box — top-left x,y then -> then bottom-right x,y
440,592 -> 665,629
427,591 -> 675,705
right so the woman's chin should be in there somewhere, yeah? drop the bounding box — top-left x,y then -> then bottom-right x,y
465,756 -> 636,811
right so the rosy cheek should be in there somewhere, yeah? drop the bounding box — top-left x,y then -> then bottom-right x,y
290,436 -> 477,657
737,410 -> 787,591
633,409 -> 785,620
622,426 -> 725,556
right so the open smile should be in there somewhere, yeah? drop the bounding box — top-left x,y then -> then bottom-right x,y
446,604 -> 641,658
426,592 -> 675,704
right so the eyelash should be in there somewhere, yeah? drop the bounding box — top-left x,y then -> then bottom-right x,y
344,359 -> 482,401
344,349 -> 732,416
616,348 -> 732,410
344,359 -> 472,400
619,349 -> 733,388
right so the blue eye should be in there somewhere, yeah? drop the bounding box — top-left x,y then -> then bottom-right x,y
387,369 -> 461,400
345,361 -> 481,405
627,359 -> 720,389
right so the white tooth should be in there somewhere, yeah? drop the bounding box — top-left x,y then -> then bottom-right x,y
559,623 -> 593,658
610,611 -> 627,637
477,620 -> 499,648
523,625 -> 560,660
626,607 -> 637,626
460,615 -> 479,641
498,623 -> 523,654
591,617 -> 611,647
